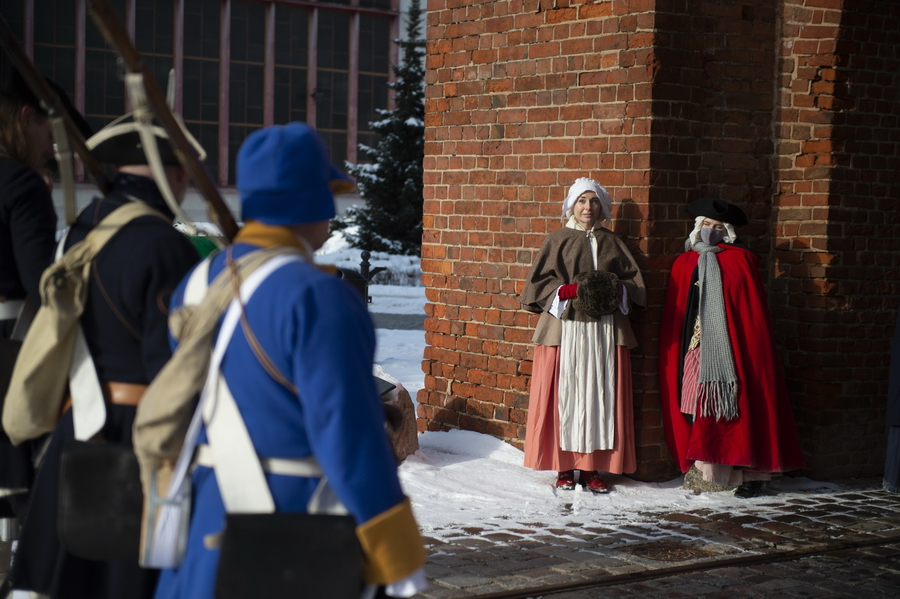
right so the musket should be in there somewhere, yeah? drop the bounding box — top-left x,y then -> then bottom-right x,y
87,0 -> 239,242
0,13 -> 111,223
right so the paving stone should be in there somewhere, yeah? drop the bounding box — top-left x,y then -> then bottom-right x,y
447,537 -> 495,549
517,555 -> 570,568
756,577 -> 805,590
758,521 -> 805,534
726,515 -> 767,525
661,513 -> 707,524
481,532 -> 527,542
848,520 -> 895,532
488,559 -> 538,573
423,564 -> 457,578
427,554 -> 470,567
432,574 -> 493,589
549,560 -> 606,574
581,525 -> 617,534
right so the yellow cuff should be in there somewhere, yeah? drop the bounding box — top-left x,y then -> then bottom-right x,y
356,497 -> 427,585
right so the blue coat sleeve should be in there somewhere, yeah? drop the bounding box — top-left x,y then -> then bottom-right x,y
289,275 -> 405,525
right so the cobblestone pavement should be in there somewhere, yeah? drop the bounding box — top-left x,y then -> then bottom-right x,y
1,480 -> 896,597
418,479 -> 900,598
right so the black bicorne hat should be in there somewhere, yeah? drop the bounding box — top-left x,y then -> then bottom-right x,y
4,68 -> 93,140
87,113 -> 206,167
686,198 -> 748,226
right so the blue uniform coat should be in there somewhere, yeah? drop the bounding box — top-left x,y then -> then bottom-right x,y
153,242 -> 406,599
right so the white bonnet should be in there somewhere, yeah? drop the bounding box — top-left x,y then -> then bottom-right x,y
561,178 -> 612,226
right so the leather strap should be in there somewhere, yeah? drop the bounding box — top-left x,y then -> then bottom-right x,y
226,246 -> 297,395
106,381 -> 147,406
61,381 -> 148,414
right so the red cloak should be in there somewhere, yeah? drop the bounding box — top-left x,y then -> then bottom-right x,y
658,244 -> 805,474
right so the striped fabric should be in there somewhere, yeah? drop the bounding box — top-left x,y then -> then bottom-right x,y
681,345 -> 701,416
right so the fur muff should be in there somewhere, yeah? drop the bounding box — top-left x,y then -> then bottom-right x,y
573,270 -> 621,317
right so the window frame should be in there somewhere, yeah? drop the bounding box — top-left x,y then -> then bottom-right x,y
10,0 -> 399,186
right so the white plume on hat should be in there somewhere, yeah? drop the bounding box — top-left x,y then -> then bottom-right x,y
562,178 -> 612,226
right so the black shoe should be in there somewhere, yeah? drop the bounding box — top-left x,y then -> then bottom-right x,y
734,480 -> 764,498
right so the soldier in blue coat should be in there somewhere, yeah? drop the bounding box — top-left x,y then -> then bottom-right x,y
149,123 -> 426,599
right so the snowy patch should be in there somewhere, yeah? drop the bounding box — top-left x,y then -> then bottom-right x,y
317,227 -> 422,286
400,429 -> 868,538
375,328 -> 426,399
368,285 -> 426,314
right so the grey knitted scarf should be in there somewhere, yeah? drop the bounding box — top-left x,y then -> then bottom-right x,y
686,239 -> 739,421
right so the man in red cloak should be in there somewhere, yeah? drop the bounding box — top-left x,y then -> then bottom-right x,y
658,198 -> 805,498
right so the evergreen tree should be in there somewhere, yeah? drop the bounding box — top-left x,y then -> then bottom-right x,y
342,0 -> 425,255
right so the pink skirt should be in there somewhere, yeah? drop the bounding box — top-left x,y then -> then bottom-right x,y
523,344 -> 636,474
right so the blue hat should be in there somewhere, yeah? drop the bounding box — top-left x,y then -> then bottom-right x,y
238,123 -> 347,226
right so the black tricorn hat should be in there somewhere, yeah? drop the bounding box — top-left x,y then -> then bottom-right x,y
686,198 -> 748,226
4,69 -> 93,140
87,113 -> 206,167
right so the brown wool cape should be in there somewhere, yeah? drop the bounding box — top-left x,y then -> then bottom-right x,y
520,226 -> 647,348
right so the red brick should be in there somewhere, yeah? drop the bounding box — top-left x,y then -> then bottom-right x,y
545,7 -> 576,24
577,2 -> 612,19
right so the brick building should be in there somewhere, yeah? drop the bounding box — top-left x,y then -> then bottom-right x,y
417,0 -> 900,480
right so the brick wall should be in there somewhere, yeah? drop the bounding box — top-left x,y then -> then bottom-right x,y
418,0 -> 900,481
770,0 -> 900,477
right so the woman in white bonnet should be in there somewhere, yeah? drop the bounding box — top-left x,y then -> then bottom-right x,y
520,178 -> 646,493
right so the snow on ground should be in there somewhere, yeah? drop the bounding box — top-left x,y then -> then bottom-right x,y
375,328 -> 426,401
321,237 -> 849,540
401,428 -> 845,539
368,284 -> 427,314
317,228 -> 422,286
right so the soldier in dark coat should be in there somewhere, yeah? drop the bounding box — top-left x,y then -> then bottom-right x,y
6,114 -> 201,599
0,70 -> 89,519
